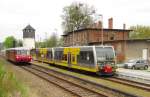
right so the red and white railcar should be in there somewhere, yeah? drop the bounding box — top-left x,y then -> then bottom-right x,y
6,47 -> 32,63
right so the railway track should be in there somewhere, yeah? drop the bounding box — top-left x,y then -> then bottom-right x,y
105,76 -> 150,91
34,60 -> 150,92
21,64 -> 107,97
22,63 -> 138,97
2,57 -> 149,97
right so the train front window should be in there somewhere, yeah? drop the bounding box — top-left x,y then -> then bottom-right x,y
17,50 -> 29,55
96,47 -> 114,62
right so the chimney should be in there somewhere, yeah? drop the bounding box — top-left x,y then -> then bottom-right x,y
123,23 -> 126,29
96,21 -> 102,28
92,23 -> 97,28
108,18 -> 113,29
98,21 -> 102,28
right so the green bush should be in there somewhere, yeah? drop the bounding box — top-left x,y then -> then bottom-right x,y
0,61 -> 28,97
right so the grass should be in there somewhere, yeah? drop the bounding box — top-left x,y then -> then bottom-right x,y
0,60 -> 28,97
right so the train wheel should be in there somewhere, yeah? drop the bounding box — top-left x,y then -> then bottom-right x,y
144,65 -> 148,70
132,66 -> 136,70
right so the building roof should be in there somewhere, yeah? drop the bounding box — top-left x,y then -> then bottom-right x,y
6,47 -> 32,50
23,24 -> 35,31
127,38 -> 150,42
88,38 -> 150,45
62,28 -> 132,36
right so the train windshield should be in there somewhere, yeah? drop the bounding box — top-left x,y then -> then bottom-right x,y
95,47 -> 115,62
17,50 -> 30,55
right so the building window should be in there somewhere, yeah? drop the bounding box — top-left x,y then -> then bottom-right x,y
110,32 -> 115,40
110,36 -> 114,40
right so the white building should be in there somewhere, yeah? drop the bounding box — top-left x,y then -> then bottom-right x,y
22,25 -> 35,48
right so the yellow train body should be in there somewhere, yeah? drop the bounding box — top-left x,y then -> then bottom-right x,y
31,46 -> 116,75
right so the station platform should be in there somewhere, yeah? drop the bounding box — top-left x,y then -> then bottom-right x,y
116,68 -> 150,84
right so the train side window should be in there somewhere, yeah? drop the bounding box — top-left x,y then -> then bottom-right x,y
54,51 -> 63,60
72,55 -> 75,62
27,50 -> 30,55
36,50 -> 41,57
77,51 -> 94,65
62,54 -> 67,61
87,53 -> 90,61
17,50 -> 21,55
21,50 -> 27,55
47,51 -> 52,59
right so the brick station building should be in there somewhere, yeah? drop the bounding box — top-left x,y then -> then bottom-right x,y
62,18 -> 150,63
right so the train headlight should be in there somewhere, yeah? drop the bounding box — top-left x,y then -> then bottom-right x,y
28,56 -> 32,59
16,56 -> 19,59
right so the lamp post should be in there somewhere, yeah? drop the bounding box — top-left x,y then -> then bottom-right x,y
79,10 -> 95,46
45,32 -> 47,48
73,25 -> 74,46
69,23 -> 74,46
98,14 -> 103,45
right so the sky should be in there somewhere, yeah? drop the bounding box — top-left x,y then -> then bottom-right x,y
0,0 -> 150,42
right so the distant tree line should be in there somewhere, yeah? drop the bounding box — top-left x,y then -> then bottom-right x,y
2,33 -> 63,49
130,25 -> 150,39
3,36 -> 23,49
36,32 -> 63,48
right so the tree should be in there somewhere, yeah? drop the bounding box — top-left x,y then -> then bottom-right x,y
36,41 -> 46,48
57,37 -> 64,47
3,36 -> 22,48
61,2 -> 95,33
16,39 -> 23,47
3,36 -> 16,48
130,25 -> 150,39
35,32 -> 60,48
41,33 -> 58,47
46,32 -> 58,47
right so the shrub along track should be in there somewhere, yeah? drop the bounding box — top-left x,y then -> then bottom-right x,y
21,63 -> 138,97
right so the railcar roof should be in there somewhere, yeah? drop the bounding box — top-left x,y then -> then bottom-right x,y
54,45 -> 113,48
34,45 -> 114,50
6,47 -> 32,50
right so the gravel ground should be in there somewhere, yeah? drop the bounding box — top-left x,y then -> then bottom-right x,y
1,58 -> 76,97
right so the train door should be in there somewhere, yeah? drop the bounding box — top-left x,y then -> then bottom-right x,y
68,52 -> 71,67
71,54 -> 77,65
70,48 -> 80,65
142,49 -> 148,60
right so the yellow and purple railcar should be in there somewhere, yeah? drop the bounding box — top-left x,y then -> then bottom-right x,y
31,46 -> 117,75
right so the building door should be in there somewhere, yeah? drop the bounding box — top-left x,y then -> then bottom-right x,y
142,49 -> 148,60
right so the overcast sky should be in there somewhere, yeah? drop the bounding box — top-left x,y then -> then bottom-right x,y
0,0 -> 150,42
